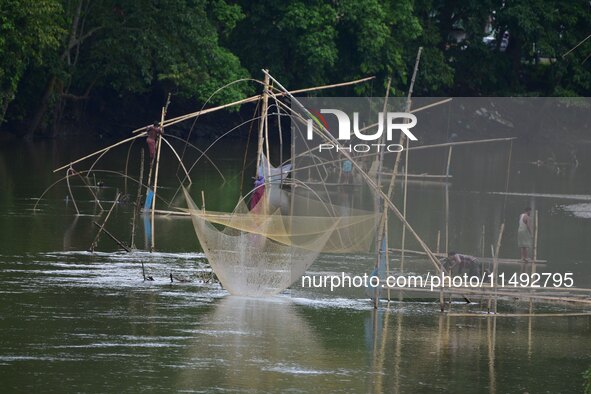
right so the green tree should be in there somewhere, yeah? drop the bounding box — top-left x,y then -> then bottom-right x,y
228,0 -> 422,95
0,0 -> 63,125
7,0 -> 252,136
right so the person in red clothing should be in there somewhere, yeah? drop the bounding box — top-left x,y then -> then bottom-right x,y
250,176 -> 265,211
146,121 -> 163,161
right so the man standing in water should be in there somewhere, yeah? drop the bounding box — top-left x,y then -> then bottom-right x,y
146,121 -> 163,161
518,207 -> 533,262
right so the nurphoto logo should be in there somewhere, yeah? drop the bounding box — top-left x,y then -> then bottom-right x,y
306,109 -> 418,153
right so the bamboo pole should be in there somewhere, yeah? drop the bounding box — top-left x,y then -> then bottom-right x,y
54,132 -> 147,173
71,168 -> 104,211
66,168 -> 80,215
264,86 -> 272,182
357,98 -> 453,134
400,113 -> 410,274
92,221 -> 130,252
123,139 -> 136,195
280,136 -> 514,175
256,71 -> 270,181
502,140 -> 513,213
130,149 -> 145,250
90,192 -> 120,252
377,77 -> 392,305
445,146 -> 453,254
562,33 -> 591,58
481,225 -> 486,257
407,137 -> 517,152
436,230 -> 441,254
160,136 -> 192,184
493,223 -> 505,313
388,247 -> 547,265
450,312 -> 591,318
532,210 -> 539,275
385,284 -> 591,303
376,49 -> 421,308
150,98 -> 169,252
130,76 -> 375,134
385,212 -> 391,302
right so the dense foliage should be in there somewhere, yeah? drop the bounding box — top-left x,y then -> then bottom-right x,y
0,0 -> 589,137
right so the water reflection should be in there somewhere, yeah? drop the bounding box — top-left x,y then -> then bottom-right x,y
361,303 -> 591,393
176,297 -> 334,391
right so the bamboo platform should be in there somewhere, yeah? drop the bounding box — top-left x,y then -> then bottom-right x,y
380,280 -> 591,306
377,172 -> 452,181
389,248 -> 547,267
141,208 -> 190,216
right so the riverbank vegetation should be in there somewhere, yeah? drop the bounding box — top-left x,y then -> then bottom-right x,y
1,0 -> 589,138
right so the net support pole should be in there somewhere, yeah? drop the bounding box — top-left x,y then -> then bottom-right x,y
150,95 -> 170,252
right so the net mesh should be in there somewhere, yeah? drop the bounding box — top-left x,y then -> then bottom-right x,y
183,184 -> 377,296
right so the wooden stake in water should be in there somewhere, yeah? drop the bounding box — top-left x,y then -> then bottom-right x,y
66,168 -> 80,215
150,94 -> 171,252
445,146 -> 453,254
130,149 -> 145,250
91,192 -> 121,252
92,221 -> 130,252
492,223 -> 505,314
436,230 -> 441,254
255,72 -> 270,178
374,48 -> 422,309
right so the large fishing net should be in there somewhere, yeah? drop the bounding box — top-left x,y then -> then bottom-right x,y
183,181 -> 377,296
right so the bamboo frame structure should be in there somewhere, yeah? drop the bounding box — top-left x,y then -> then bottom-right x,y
129,76 -> 376,135
263,70 -> 445,278
41,68 -> 591,315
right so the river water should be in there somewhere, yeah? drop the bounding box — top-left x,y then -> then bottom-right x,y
1,136 -> 590,392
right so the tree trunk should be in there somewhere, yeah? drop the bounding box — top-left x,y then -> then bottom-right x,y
29,76 -> 57,136
0,92 -> 11,126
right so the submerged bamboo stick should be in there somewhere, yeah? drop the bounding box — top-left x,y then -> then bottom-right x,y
66,168 -> 80,215
91,192 -> 120,252
92,221 -> 130,252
